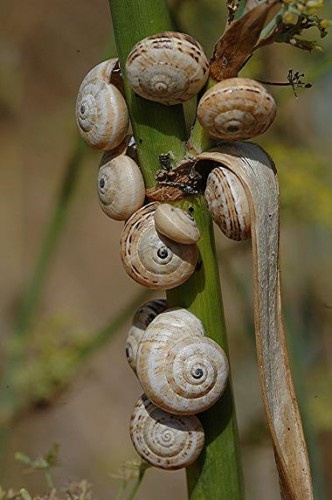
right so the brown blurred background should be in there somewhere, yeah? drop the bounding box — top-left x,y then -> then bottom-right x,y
0,0 -> 331,498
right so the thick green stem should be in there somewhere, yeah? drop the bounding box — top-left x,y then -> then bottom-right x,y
110,0 -> 187,186
109,0 -> 243,498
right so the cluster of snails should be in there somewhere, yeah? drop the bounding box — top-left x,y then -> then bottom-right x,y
126,303 -> 229,469
75,31 -> 277,470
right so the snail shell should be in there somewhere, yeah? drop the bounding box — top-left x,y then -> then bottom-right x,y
130,394 -> 205,470
126,299 -> 168,373
126,32 -> 209,105
197,78 -> 276,141
80,59 -> 121,86
154,204 -> 200,244
76,69 -> 129,150
98,155 -> 145,221
136,308 -> 229,415
120,203 -> 198,290
205,167 -> 250,240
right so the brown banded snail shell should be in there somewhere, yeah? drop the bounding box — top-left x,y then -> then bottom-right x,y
130,394 -> 205,470
76,60 -> 129,151
120,203 -> 198,290
154,204 -> 200,244
205,166 -> 251,241
136,308 -> 229,415
98,154 -> 145,221
197,78 -> 276,141
126,299 -> 168,373
125,32 -> 209,105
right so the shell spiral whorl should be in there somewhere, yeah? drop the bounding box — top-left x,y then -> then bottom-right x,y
130,394 -> 205,470
76,60 -> 129,151
136,309 -> 229,415
120,203 -> 198,290
197,78 -> 276,141
125,32 -> 209,105
98,154 -> 145,221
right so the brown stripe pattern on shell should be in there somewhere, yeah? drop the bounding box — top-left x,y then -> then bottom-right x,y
205,166 -> 251,240
135,308 -> 229,415
126,32 -> 209,105
120,203 -> 198,289
130,394 -> 205,470
197,78 -> 276,141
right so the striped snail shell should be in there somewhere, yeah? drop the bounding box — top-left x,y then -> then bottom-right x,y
125,32 -> 209,105
136,308 -> 229,415
98,154 -> 145,221
76,59 -> 129,151
197,78 -> 276,141
205,167 -> 251,240
120,203 -> 198,290
154,204 -> 200,244
130,394 -> 205,470
126,299 -> 168,373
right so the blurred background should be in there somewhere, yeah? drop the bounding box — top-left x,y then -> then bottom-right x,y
0,0 -> 331,498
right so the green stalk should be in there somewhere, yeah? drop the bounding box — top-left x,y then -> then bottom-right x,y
108,0 -> 243,498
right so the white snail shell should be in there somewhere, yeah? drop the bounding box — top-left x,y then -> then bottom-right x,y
80,58 -> 120,85
205,167 -> 251,240
126,299 -> 168,373
197,78 -> 276,141
76,61 -> 129,151
130,394 -> 205,470
154,204 -> 200,244
120,203 -> 198,290
98,155 -> 145,221
136,308 -> 229,415
126,32 -> 209,105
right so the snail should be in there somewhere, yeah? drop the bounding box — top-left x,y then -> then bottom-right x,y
126,299 -> 168,373
76,59 -> 129,151
135,308 -> 229,415
130,394 -> 205,470
98,154 -> 145,221
197,78 -> 276,141
154,204 -> 200,244
204,167 -> 250,240
120,203 -> 198,290
125,32 -> 209,105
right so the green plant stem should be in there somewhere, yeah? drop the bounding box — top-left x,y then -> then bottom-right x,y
167,198 -> 243,499
110,0 -> 187,185
125,467 -> 148,500
108,0 -> 243,498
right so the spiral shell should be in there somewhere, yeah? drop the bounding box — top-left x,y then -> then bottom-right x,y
126,32 -> 209,105
130,394 -> 205,470
136,308 -> 229,415
126,299 -> 168,373
197,78 -> 276,141
205,167 -> 251,240
76,67 -> 129,151
120,203 -> 198,290
80,59 -> 121,86
98,155 -> 145,221
154,204 -> 200,244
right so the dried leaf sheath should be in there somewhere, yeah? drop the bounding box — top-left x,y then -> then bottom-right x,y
197,143 -> 313,500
